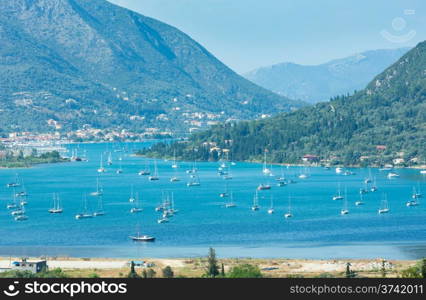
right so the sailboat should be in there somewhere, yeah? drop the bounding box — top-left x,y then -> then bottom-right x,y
97,154 -> 106,173
219,182 -> 229,198
420,170 -> 426,174
284,196 -> 292,218
262,150 -> 271,175
370,177 -> 378,192
14,204 -> 28,221
90,178 -> 103,196
157,194 -> 170,222
18,182 -> 28,206
128,185 -> 136,203
225,192 -> 237,208
332,183 -> 344,200
11,206 -> 25,216
267,195 -> 274,214
406,199 -> 419,207
171,150 -> 178,169
93,195 -> 106,216
258,156 -> 272,190
251,191 -> 260,211
364,169 -> 372,183
168,193 -> 179,215
298,166 -> 309,179
355,193 -> 364,206
223,160 -> 233,180
276,166 -> 287,185
48,193 -> 63,213
378,194 -> 390,214
6,192 -> 18,209
411,186 -> 423,199
257,183 -> 271,191
107,152 -> 113,166
138,159 -> 151,175
387,172 -> 399,179
116,157 -> 123,174
359,182 -> 368,195
187,167 -> 200,186
407,187 -> 421,206
170,161 -> 180,182
129,224 -> 155,242
75,195 -> 93,219
11,196 -> 25,216
6,174 -> 21,188
157,216 -> 169,223
130,193 -> 143,213
148,159 -> 160,181
340,190 -> 349,215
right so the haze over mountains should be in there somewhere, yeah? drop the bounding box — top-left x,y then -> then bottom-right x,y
145,42 -> 426,166
0,0 -> 301,134
245,48 -> 410,104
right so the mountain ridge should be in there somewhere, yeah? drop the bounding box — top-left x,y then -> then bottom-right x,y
0,0 -> 302,134
244,48 -> 410,103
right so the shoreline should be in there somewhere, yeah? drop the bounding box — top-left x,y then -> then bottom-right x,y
0,256 -> 418,278
136,153 -> 426,170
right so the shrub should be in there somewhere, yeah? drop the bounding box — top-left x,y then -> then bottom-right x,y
162,266 -> 174,278
227,264 -> 263,278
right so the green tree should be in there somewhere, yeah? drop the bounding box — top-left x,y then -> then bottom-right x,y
381,260 -> 387,278
221,263 -> 225,277
146,268 -> 156,278
227,264 -> 263,278
422,258 -> 426,278
345,262 -> 356,278
205,247 -> 219,278
162,266 -> 174,278
127,261 -> 140,278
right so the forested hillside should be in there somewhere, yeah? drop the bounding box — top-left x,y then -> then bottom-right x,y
142,42 -> 426,166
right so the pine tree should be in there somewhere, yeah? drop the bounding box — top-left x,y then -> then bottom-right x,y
381,260 -> 387,278
206,247 -> 219,278
127,261 -> 140,278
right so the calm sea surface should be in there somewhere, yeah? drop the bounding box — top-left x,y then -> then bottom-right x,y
0,142 -> 425,259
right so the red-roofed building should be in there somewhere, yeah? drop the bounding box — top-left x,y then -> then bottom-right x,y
302,154 -> 319,163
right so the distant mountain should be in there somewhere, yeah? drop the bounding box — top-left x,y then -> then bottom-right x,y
244,48 -> 410,104
0,0 -> 302,134
143,41 -> 426,166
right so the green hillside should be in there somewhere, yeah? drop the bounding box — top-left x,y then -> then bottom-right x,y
142,41 -> 426,167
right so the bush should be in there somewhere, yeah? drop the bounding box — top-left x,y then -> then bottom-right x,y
400,259 -> 425,278
227,264 -> 263,278
162,266 -> 174,278
0,268 -> 68,278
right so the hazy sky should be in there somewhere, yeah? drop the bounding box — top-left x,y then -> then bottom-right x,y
108,0 -> 426,73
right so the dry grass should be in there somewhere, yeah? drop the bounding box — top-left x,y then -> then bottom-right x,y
0,256 -> 418,278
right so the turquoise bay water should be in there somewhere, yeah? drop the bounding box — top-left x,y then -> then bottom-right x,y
0,142 -> 425,259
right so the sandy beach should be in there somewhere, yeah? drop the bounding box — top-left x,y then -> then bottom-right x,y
0,256 -> 418,278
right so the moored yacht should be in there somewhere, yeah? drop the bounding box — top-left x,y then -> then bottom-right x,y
257,184 -> 271,191
75,195 -> 93,219
387,172 -> 399,179
378,195 -> 390,214
267,195 -> 274,214
225,192 -> 237,208
332,183 -> 344,201
284,196 -> 293,218
48,193 -> 63,213
251,191 -> 260,211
